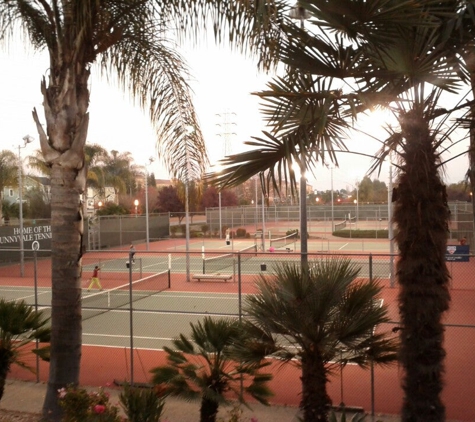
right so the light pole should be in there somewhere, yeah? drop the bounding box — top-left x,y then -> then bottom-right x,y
145,157 -> 154,250
331,167 -> 335,233
388,159 -> 395,287
299,165 -> 308,267
17,135 -> 33,277
218,191 -> 222,239
134,199 -> 139,217
355,182 -> 359,228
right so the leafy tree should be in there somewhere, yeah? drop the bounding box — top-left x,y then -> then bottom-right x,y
0,150 -> 18,223
0,1 -> 285,419
1,200 -> 16,223
201,186 -> 238,208
446,181 -> 470,201
148,172 -> 157,188
175,179 -> 203,216
356,176 -> 388,204
155,185 -> 185,222
151,317 -> 272,422
0,299 -> 50,401
210,2 -> 462,420
238,258 -> 397,422
96,202 -> 129,216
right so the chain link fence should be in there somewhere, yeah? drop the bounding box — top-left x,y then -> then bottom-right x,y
1,249 -> 474,420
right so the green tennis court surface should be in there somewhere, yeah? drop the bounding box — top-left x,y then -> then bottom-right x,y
0,286 -> 245,350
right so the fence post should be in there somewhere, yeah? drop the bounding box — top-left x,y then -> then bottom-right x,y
34,250 -> 40,382
128,249 -> 134,385
369,253 -> 375,418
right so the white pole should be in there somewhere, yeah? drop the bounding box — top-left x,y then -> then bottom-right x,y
185,180 -> 190,282
388,161 -> 395,287
145,170 -> 150,250
18,145 -> 24,277
261,191 -> 266,251
219,191 -> 222,239
356,183 -> 359,228
331,167 -> 334,233
17,135 -> 33,277
255,177 -> 258,230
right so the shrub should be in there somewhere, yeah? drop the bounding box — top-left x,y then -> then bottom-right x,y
286,229 -> 299,238
58,385 -> 121,422
236,228 -> 247,238
119,383 -> 165,422
169,226 -> 178,237
201,224 -> 210,236
332,229 -> 389,239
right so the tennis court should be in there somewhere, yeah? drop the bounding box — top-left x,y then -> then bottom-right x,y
2,241 -> 475,421
0,283 -> 245,350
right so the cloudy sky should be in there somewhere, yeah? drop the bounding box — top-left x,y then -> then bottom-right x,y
0,34 -> 471,193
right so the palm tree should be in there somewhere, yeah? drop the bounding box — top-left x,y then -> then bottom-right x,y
0,150 -> 19,224
0,298 -> 50,401
150,316 -> 272,422
209,2 -> 462,420
84,143 -> 108,195
0,2 -> 286,419
28,149 -> 51,177
238,258 -> 397,422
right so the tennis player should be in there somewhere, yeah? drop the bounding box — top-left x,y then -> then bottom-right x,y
87,265 -> 102,291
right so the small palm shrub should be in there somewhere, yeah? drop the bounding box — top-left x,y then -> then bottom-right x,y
119,383 -> 165,422
151,317 -> 272,422
0,298 -> 50,401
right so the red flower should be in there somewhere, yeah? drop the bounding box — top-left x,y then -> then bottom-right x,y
94,404 -> 106,414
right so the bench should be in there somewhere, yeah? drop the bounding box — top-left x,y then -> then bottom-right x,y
192,273 -> 233,282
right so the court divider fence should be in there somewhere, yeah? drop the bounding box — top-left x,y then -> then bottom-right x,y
2,248 -> 475,420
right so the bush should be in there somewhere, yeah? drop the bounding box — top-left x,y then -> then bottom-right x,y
58,385 -> 121,422
201,224 -> 210,236
236,228 -> 247,238
333,229 -> 389,239
169,226 -> 178,237
119,384 -> 165,422
286,229 -> 299,238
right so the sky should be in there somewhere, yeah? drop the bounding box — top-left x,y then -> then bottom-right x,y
0,34 -> 472,194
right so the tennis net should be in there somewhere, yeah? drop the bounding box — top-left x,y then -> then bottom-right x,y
238,244 -> 258,262
202,253 -> 235,274
334,220 -> 347,231
270,233 -> 297,250
82,270 -> 170,321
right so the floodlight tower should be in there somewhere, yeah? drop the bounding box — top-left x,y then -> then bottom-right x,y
216,110 -> 236,238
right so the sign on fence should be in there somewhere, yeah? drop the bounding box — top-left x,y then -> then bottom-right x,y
445,245 -> 470,262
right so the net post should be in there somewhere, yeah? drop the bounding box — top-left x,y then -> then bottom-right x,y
168,254 -> 172,288
237,253 -> 242,320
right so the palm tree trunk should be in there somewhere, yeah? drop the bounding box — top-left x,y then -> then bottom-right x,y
300,350 -> 330,422
395,109 -> 451,422
42,165 -> 84,420
200,396 -> 219,422
0,349 -> 12,401
468,77 -> 475,232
